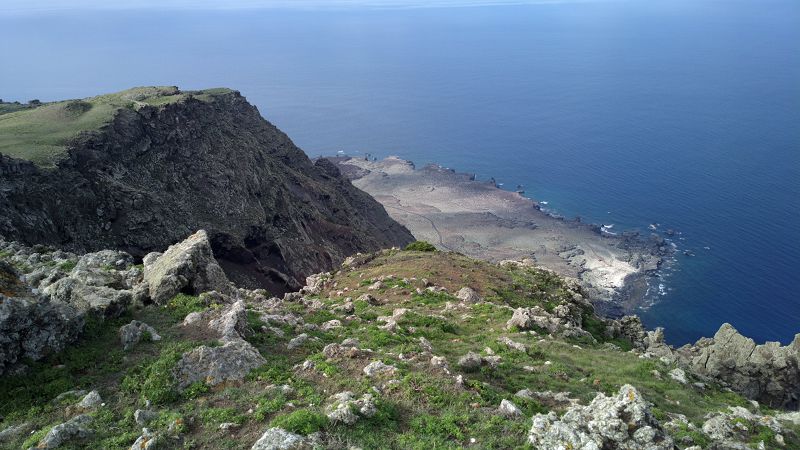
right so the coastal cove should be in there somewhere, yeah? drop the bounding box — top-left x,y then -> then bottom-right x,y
2,0 -> 799,345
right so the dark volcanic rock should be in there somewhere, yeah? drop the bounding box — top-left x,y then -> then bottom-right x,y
0,89 -> 413,292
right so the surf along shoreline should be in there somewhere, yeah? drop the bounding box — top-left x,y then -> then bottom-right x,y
327,155 -> 674,319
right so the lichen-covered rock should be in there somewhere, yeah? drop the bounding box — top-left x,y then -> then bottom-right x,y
458,351 -> 483,372
130,428 -> 163,450
456,287 -> 481,303
499,399 -> 523,417
668,368 -> 687,384
363,360 -> 397,377
38,414 -> 93,448
0,422 -> 30,443
173,339 -> 266,389
143,230 -> 234,304
134,409 -> 158,426
528,385 -> 674,450
287,333 -> 309,350
325,392 -> 377,425
251,427 -> 306,450
119,320 -> 161,351
208,299 -> 249,341
498,336 -> 527,352
77,390 -> 102,409
701,406 -> 783,448
677,323 -> 800,409
0,261 -> 85,375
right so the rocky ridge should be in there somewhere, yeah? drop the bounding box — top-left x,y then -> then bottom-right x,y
1,234 -> 798,449
0,87 -> 413,293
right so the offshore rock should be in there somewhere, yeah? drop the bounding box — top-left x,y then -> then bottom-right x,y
527,385 -> 674,450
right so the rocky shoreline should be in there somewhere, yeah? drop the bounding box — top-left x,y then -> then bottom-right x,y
329,156 -> 671,317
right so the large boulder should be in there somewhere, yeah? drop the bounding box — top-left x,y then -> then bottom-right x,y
173,339 -> 265,389
677,323 -> 800,409
143,230 -> 234,304
528,385 -> 674,450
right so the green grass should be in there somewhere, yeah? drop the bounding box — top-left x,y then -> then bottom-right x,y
404,241 -> 437,252
0,86 -> 233,168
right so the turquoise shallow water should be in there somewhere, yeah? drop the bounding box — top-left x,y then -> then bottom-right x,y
1,0 -> 798,344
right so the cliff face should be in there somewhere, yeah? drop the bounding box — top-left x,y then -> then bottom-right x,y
0,89 -> 413,292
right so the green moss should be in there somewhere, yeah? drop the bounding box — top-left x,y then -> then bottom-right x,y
269,409 -> 329,435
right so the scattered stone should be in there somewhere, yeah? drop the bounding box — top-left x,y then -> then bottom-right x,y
430,356 -> 449,370
219,422 -> 240,432
456,287 -> 482,303
528,385 -> 674,450
458,351 -> 483,372
119,320 -> 161,351
498,336 -> 527,352
287,333 -> 309,350
419,336 -> 433,353
320,320 -> 342,331
0,422 -> 30,443
134,409 -> 158,426
38,414 -> 93,448
326,392 -> 377,425
251,427 -> 306,450
363,361 -> 397,377
173,339 -> 266,389
77,390 -> 102,409
208,300 -> 249,341
668,367 -> 687,384
142,230 -> 234,304
130,428 -> 162,450
498,399 -> 523,418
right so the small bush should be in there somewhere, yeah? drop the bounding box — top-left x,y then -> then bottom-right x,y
270,409 -> 328,435
121,343 -> 191,405
404,241 -> 437,252
164,294 -> 207,322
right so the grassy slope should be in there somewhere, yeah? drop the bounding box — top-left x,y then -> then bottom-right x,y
0,87 -> 232,168
0,250 -> 795,449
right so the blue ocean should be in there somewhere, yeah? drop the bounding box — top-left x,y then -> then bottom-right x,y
1,0 -> 798,345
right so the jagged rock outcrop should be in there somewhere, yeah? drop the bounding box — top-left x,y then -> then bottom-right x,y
528,385 -> 674,449
676,323 -> 800,409
143,230 -> 234,304
0,88 -> 413,293
0,239 -> 147,374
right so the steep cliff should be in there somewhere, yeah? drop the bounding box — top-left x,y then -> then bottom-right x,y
0,87 -> 413,292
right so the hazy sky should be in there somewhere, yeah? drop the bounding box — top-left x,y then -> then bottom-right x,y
0,0 -> 579,13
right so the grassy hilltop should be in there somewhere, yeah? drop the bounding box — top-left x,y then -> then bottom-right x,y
0,87 -> 233,168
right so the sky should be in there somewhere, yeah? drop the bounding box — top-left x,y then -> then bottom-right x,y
0,0 -> 581,13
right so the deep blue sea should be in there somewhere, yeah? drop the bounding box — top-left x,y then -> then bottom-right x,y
1,0 -> 798,345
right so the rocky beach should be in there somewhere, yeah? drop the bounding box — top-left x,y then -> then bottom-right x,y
330,156 -> 669,317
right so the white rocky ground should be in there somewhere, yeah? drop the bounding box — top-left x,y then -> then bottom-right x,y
333,156 -> 664,313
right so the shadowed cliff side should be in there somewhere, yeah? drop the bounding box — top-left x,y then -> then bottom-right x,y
0,88 -> 413,293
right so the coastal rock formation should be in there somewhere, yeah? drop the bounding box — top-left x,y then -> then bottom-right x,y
527,385 -> 674,449
330,156 -> 666,314
676,323 -> 800,409
0,88 -> 413,293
